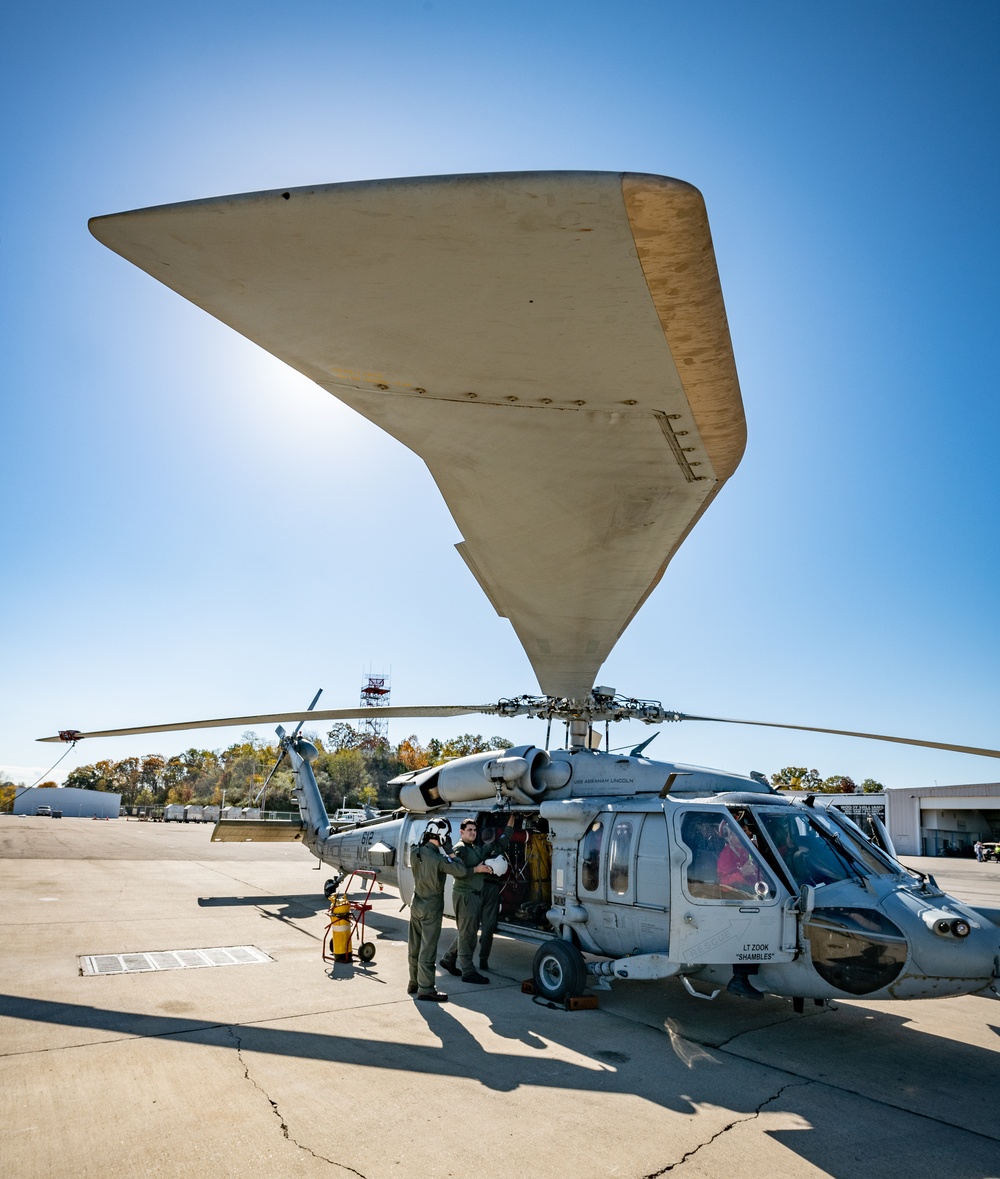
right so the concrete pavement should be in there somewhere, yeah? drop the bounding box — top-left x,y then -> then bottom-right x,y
1,818 -> 998,1178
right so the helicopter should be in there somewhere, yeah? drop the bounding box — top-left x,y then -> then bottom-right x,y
47,170 -> 1000,1007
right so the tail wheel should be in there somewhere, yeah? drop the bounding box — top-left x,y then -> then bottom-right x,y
532,939 -> 587,1001
358,942 -> 376,963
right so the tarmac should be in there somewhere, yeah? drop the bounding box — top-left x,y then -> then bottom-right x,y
1,816 -> 999,1179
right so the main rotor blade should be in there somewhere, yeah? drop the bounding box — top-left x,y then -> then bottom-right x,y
677,714 -> 1000,760
38,705 -> 496,743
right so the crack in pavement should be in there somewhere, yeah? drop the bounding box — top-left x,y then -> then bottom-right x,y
642,1079 -> 812,1176
226,1025 -> 367,1176
597,997 -> 1000,1147
712,1003 -> 831,1051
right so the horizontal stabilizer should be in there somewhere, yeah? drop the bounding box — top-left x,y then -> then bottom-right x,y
210,819 -> 305,843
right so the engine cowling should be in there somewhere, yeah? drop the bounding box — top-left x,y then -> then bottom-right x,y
392,745 -> 572,812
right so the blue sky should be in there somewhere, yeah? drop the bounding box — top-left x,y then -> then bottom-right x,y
2,2 -> 998,790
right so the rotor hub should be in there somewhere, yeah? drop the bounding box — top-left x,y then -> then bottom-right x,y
493,692 -> 681,726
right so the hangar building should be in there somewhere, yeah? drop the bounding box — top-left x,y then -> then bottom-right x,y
13,786 -> 121,819
883,782 -> 1000,857
776,784 -> 1000,858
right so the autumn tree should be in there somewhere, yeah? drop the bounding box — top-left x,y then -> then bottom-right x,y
64,765 -> 102,791
115,757 -> 141,807
769,766 -> 823,791
0,772 -> 22,813
397,736 -> 431,772
426,734 -> 511,762
313,747 -> 373,810
820,775 -> 858,794
861,778 -> 885,793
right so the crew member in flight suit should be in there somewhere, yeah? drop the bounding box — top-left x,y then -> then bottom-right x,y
476,813 -> 516,972
408,818 -> 468,1002
439,819 -> 493,983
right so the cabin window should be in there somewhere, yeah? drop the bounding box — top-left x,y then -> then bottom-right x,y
608,819 -> 634,895
580,820 -> 604,892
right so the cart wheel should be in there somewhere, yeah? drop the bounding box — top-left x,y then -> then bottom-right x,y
358,941 -> 376,963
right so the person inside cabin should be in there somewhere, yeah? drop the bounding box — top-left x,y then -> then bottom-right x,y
717,822 -> 765,898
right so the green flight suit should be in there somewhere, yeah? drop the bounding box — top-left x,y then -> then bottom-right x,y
408,842 -> 468,995
440,839 -> 490,976
477,828 -> 513,969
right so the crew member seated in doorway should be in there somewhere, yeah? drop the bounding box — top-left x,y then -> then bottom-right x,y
439,819 -> 494,983
716,821 -> 767,1001
408,819 -> 468,1003
717,823 -> 764,896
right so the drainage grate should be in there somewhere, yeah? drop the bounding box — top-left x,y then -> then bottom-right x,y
80,945 -> 272,976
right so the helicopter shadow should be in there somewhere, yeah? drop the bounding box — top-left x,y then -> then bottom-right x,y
198,893 -> 327,918
2,988 -> 997,1178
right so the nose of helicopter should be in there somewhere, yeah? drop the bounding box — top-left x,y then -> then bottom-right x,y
882,891 -> 999,995
878,891 -> 999,999
801,890 -> 999,1001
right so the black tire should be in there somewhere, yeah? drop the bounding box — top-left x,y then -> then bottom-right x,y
358,941 -> 376,963
532,939 -> 587,1001
323,879 -> 338,899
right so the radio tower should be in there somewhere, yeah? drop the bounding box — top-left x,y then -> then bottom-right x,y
359,671 -> 391,750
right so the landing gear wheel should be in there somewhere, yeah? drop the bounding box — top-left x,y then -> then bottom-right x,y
358,941 -> 376,963
532,939 -> 587,1001
323,879 -> 337,899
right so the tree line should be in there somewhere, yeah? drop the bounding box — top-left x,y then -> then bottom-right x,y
4,727 -> 512,813
769,767 -> 884,793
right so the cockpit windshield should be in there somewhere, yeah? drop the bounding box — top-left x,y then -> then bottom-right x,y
754,809 -> 865,890
809,808 -> 906,878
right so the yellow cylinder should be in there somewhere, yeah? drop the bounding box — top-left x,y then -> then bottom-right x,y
525,832 -> 552,907
330,895 -> 353,960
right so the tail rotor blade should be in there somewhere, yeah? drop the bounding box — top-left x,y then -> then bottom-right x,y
290,688 -> 324,740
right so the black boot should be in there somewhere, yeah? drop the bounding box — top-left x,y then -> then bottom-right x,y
727,972 -> 763,1001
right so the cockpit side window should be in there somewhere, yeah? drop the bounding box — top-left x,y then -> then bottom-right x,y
580,820 -> 604,893
679,811 -> 775,901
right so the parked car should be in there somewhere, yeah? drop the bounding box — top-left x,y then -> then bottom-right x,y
35,806 -> 51,817
333,808 -> 369,825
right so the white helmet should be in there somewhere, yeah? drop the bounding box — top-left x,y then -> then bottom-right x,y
423,818 -> 451,842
